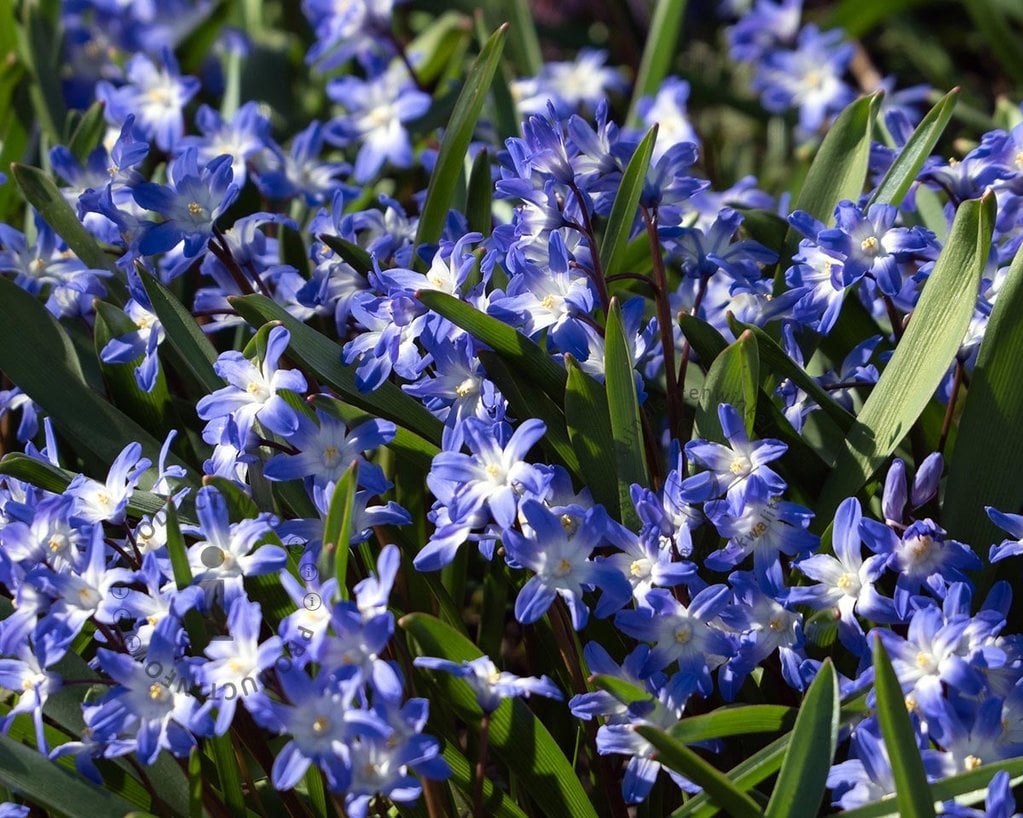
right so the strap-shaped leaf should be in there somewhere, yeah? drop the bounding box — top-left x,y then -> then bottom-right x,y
669,705 -> 796,743
229,294 -> 444,445
139,267 -> 223,396
839,758 -> 1023,818
320,462 -> 358,598
627,0 -> 688,123
414,289 -> 567,403
401,613 -> 598,818
872,637 -> 936,818
0,277 -> 191,485
728,317 -> 855,433
415,24 -> 506,248
869,88 -> 959,209
564,354 -> 620,517
944,242 -> 1023,549
695,329 -> 758,441
817,193 -> 995,519
318,234 -> 373,277
605,298 -> 649,527
634,725 -> 764,818
780,92 -> 882,268
764,660 -> 840,818
600,125 -> 657,278
0,733 -> 139,817
11,164 -> 119,277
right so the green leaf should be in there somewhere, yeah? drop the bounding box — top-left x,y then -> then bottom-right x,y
415,24 -> 506,249
486,0 -> 541,75
592,674 -> 655,708
414,289 -> 567,404
727,318 -> 854,433
0,732 -> 140,818
17,1 -> 64,143
209,733 -> 246,818
478,350 -> 582,475
764,660 -> 839,818
401,613 -> 598,818
564,354 -> 620,517
604,298 -> 649,528
317,234 -> 373,277
781,93 -> 881,266
67,100 -> 108,163
634,726 -> 764,818
0,277 -> 190,485
229,294 -> 444,445
466,147 -> 494,236
600,125 -> 657,278
11,164 -> 119,277
164,500 -> 193,592
627,0 -> 688,123
965,0 -> 1023,90
440,740 -> 528,818
839,758 -> 1023,818
944,242 -> 1023,549
869,88 -> 959,209
669,705 -> 796,744
139,266 -> 223,396
319,462 -> 358,599
0,453 -> 197,525
872,637 -> 936,818
188,749 -> 202,818
695,329 -> 758,441
816,193 -> 995,519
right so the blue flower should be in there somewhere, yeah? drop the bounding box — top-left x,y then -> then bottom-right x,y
133,147 -> 240,257
615,586 -> 735,696
196,325 -> 308,445
96,49 -> 200,152
99,299 -> 165,392
503,500 -> 632,630
325,63 -> 431,183
65,441 -> 151,525
682,404 -> 787,503
413,655 -> 563,713
263,409 -> 395,494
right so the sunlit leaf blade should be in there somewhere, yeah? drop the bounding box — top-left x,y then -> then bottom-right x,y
415,24 -> 506,248
764,660 -> 839,818
401,613 -> 598,818
209,733 -> 246,817
695,329 -> 758,440
600,125 -> 657,278
17,2 -> 63,143
627,0 -> 687,123
604,298 -> 649,528
944,243 -> 1023,550
229,294 -> 443,445
781,92 -> 881,266
592,674 -> 655,708
0,733 -> 139,818
817,193 -> 995,519
11,164 -> 119,277
669,705 -> 796,743
872,637 -> 936,818
320,462 -> 358,598
564,354 -> 620,517
138,267 -> 223,396
838,758 -> 1023,818
869,88 -> 959,209
634,725 -> 764,818
728,317 -> 854,433
0,277 -> 190,485
478,350 -> 581,474
414,289 -> 567,403
0,453 -> 197,524
67,99 -> 108,162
